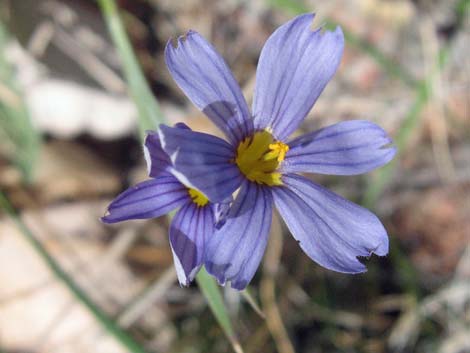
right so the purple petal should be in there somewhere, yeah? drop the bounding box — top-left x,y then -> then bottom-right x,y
170,202 -> 214,286
144,123 -> 192,177
253,13 -> 344,141
165,30 -> 253,145
158,124 -> 243,203
205,181 -> 273,290
102,174 -> 189,223
283,120 -> 396,175
144,131 -> 171,177
211,195 -> 233,229
272,174 -> 388,273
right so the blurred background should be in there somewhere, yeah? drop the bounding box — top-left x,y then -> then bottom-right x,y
0,0 -> 468,352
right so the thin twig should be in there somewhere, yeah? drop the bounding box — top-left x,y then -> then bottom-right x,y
0,191 -> 148,353
261,214 -> 295,353
363,0 -> 465,207
419,15 -> 456,182
242,288 -> 266,320
117,266 -> 176,328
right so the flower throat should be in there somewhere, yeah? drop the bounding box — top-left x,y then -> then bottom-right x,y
188,188 -> 209,206
235,130 -> 288,186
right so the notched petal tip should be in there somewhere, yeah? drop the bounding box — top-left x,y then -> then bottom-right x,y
353,226 -> 389,270
380,142 -> 397,153
167,30 -> 199,50
174,122 -> 191,130
274,175 -> 391,274
350,259 -> 368,273
166,37 -> 176,50
305,12 -> 343,39
100,211 -> 112,224
185,29 -> 197,37
371,235 -> 389,257
253,13 -> 345,140
205,262 -> 229,286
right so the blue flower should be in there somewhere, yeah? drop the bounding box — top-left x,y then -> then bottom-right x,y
159,13 -> 397,290
102,124 -> 228,286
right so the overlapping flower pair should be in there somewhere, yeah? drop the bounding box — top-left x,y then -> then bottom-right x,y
103,13 -> 396,290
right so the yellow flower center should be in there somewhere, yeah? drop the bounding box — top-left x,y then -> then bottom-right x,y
235,130 -> 289,186
188,188 -> 209,207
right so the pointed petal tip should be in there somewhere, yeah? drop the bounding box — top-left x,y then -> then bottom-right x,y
101,209 -> 119,224
350,263 -> 367,274
164,31 -> 196,56
100,213 -> 128,225
164,26 -> 253,143
301,12 -> 343,38
100,215 -> 111,224
333,25 -> 344,38
186,29 -> 197,37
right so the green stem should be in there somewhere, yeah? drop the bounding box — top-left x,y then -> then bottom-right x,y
363,46 -> 451,207
97,0 -> 164,138
196,268 -> 243,353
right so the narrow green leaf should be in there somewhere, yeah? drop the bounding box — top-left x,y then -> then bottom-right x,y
196,268 -> 234,337
0,22 -> 41,182
456,0 -> 469,24
363,0 -> 464,205
241,288 -> 265,319
196,268 -> 244,353
363,45 -> 451,207
0,191 -> 148,353
97,0 -> 164,137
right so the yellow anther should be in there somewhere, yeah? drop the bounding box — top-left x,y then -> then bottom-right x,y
188,188 -> 209,207
235,130 -> 288,186
268,142 -> 289,162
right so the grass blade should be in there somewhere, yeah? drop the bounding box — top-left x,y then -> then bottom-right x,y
97,0 -> 164,137
0,22 -> 40,182
0,191 -> 148,353
196,268 -> 244,353
268,0 -> 417,87
363,38 -> 451,207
